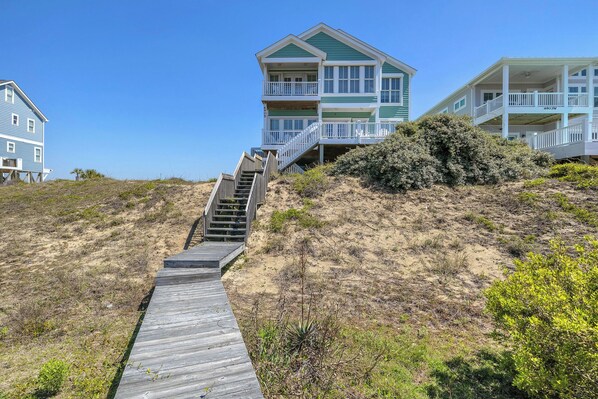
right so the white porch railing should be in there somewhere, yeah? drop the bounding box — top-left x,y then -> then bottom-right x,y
474,92 -> 590,120
262,130 -> 302,145
263,81 -> 319,96
525,122 -> 593,150
276,122 -> 397,170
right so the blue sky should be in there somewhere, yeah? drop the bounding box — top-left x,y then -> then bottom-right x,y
3,0 -> 597,180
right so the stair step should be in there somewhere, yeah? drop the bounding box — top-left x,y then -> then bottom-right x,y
207,227 -> 246,233
204,234 -> 245,241
209,221 -> 247,226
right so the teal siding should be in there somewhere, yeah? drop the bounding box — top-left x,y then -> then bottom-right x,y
266,43 -> 317,58
305,32 -> 372,61
268,109 -> 317,117
382,62 -> 402,73
322,112 -> 373,119
379,106 -> 408,120
321,96 -> 377,103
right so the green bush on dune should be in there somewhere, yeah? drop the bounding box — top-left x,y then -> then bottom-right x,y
332,114 -> 553,191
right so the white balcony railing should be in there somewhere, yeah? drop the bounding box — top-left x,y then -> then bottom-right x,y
474,92 -> 590,120
263,122 -> 396,146
525,122 -> 598,150
263,81 -> 319,97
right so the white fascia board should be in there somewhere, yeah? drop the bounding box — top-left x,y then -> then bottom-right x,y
0,81 -> 49,122
320,103 -> 377,109
381,73 -> 404,78
262,57 -> 322,64
0,133 -> 44,146
256,34 -> 326,61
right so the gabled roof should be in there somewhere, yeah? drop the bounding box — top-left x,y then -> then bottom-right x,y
256,34 -> 327,61
256,23 -> 416,76
0,80 -> 48,122
299,23 -> 416,75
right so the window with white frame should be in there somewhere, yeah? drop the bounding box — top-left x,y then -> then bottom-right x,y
27,118 -> 35,133
439,107 -> 448,114
338,66 -> 349,93
454,96 -> 466,112
594,68 -> 598,77
7,141 -> 15,153
568,86 -> 587,94
34,147 -> 42,163
269,74 -> 279,82
572,69 -> 587,77
5,86 -> 14,103
11,113 -> 19,126
381,77 -> 401,103
364,66 -> 374,93
349,66 -> 360,93
594,86 -> 598,107
324,67 -> 334,93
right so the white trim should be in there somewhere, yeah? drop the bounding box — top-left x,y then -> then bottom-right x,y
320,102 -> 377,109
11,113 -> 19,126
6,141 -> 15,153
34,147 -> 42,163
0,81 -> 48,122
5,85 -> 14,104
262,57 -> 321,64
454,95 -> 467,112
0,133 -> 44,146
256,34 -> 326,60
322,60 -> 377,66
27,118 -> 35,133
299,23 -> 380,61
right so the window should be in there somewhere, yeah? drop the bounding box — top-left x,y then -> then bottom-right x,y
338,66 -> 349,93
454,96 -> 466,112
7,141 -> 15,153
349,66 -> 360,93
324,66 -> 334,93
568,86 -> 587,94
27,118 -> 35,133
11,113 -> 19,126
439,108 -> 448,114
5,86 -> 14,103
595,68 -> 598,77
364,66 -> 374,93
283,119 -> 294,132
269,119 -> 280,131
269,74 -> 279,82
381,77 -> 401,103
307,73 -> 317,82
572,69 -> 587,77
34,147 -> 42,163
294,119 -> 304,131
594,86 -> 598,108
482,91 -> 502,103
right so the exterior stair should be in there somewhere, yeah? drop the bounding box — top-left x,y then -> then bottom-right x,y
277,122 -> 321,171
204,170 -> 257,242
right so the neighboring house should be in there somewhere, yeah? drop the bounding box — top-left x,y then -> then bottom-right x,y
0,80 -> 49,183
256,23 -> 416,171
422,57 -> 598,162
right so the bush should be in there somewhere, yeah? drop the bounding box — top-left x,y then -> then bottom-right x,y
548,163 -> 598,189
332,114 -> 552,191
292,165 -> 330,197
36,359 -> 69,397
485,238 -> 598,398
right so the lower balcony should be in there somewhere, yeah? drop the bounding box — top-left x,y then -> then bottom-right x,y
474,92 -> 591,124
524,121 -> 598,159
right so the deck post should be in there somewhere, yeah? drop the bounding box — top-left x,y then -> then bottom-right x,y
586,64 -> 594,143
501,64 -> 509,138
319,144 -> 324,164
561,64 -> 569,144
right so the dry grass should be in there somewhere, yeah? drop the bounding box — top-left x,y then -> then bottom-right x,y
223,174 -> 597,397
0,178 -> 212,398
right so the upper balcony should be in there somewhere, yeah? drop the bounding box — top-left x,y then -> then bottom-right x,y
262,81 -> 320,101
474,92 -> 590,124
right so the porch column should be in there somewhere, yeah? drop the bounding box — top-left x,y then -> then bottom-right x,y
561,64 -> 569,128
318,61 -> 324,96
501,64 -> 509,138
317,103 -> 322,123
585,64 -> 594,143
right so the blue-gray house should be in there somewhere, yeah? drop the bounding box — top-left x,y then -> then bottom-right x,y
0,80 -> 49,183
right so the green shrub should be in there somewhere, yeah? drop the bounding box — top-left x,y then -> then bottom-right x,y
548,163 -> 598,189
523,177 -> 546,188
36,359 -> 69,397
485,238 -> 598,398
269,200 -> 323,232
333,114 -> 552,191
553,193 -> 598,227
292,165 -> 330,197
516,191 -> 539,205
464,212 -> 497,231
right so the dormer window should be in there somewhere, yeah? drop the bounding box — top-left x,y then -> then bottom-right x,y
5,86 -> 14,103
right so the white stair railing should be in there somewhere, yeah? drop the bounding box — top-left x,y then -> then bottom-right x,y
277,122 -> 322,170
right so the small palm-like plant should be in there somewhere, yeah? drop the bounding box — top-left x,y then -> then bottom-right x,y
287,320 -> 317,354
70,168 -> 84,181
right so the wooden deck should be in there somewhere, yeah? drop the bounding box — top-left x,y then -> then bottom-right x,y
114,242 -> 263,399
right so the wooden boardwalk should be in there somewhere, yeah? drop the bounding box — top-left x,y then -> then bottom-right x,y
114,242 -> 263,399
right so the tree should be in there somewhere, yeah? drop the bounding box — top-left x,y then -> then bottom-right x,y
485,238 -> 598,398
70,168 -> 84,181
